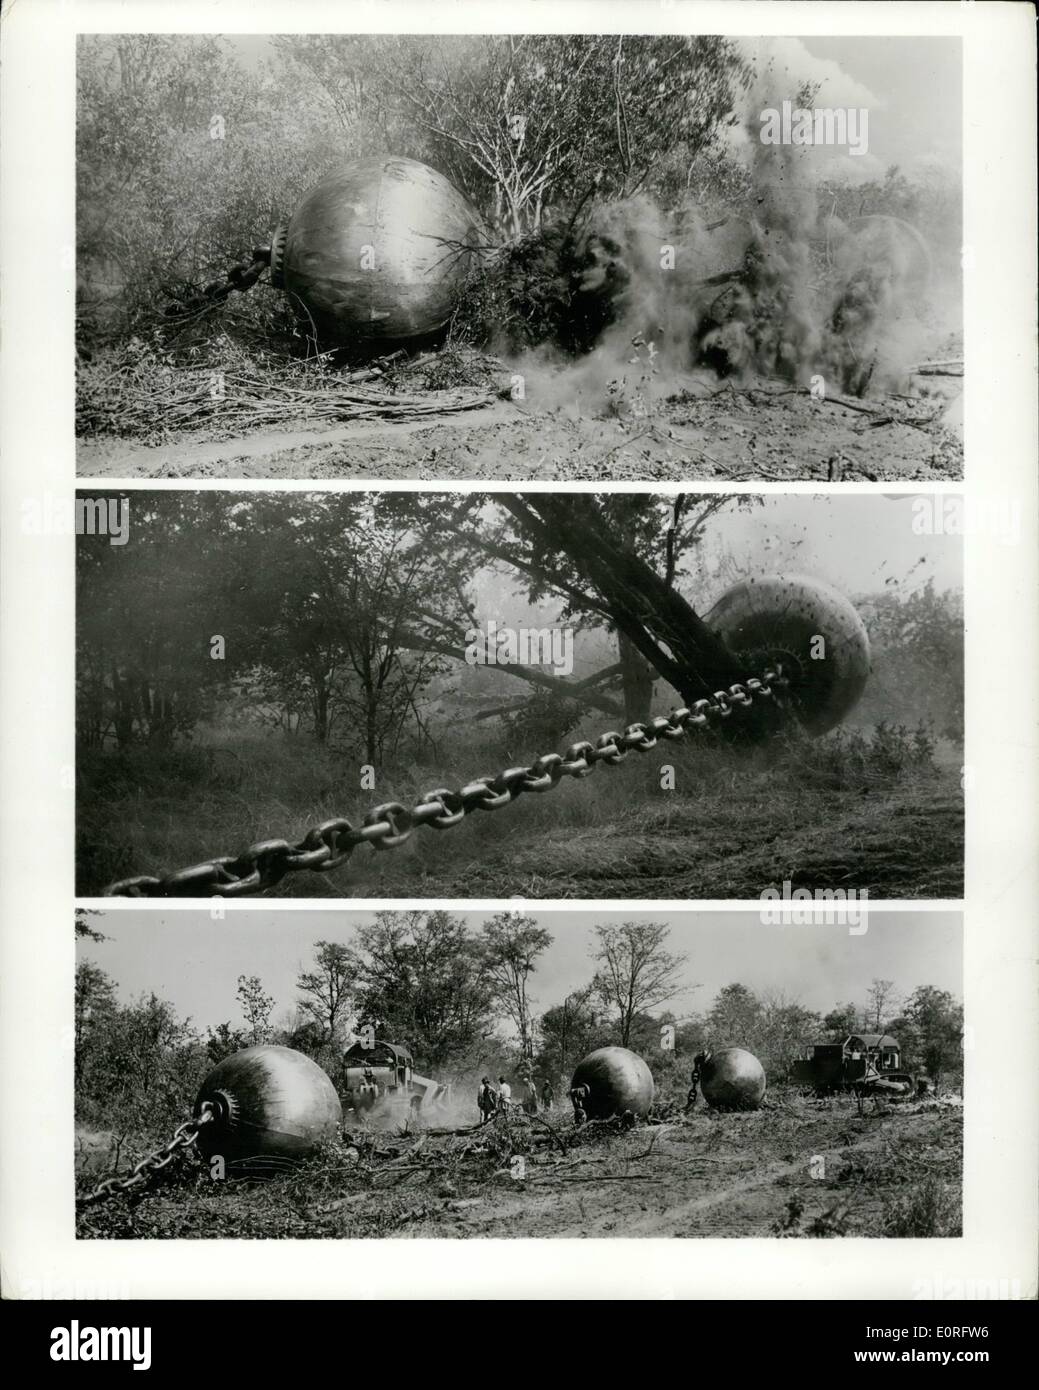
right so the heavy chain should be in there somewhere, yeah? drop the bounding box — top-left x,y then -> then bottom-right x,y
106,670 -> 787,899
163,248 -> 270,319
76,1106 -> 215,1208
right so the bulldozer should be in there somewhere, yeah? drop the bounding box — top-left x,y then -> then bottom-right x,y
339,1039 -> 452,1122
789,1033 -> 922,1099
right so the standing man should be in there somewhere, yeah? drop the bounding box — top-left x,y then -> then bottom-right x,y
686,1050 -> 708,1113
541,1078 -> 555,1110
477,1076 -> 497,1124
497,1075 -> 512,1113
523,1077 -> 539,1114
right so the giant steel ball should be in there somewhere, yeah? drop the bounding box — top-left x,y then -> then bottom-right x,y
193,1045 -> 342,1172
269,157 -> 487,347
698,1047 -> 766,1111
706,573 -> 870,734
570,1046 -> 655,1120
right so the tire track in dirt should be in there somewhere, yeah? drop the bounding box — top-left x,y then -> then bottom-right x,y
551,1131 -> 885,1238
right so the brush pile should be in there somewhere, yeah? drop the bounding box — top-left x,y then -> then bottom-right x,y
76,336 -> 496,442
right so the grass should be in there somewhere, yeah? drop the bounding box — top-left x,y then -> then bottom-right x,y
78,720 -> 963,897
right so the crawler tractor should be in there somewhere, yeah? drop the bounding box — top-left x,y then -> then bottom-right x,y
790,1033 -> 922,1099
339,1039 -> 452,1121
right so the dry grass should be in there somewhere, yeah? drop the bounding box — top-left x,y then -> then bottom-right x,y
77,720 -> 962,898
76,335 -> 496,442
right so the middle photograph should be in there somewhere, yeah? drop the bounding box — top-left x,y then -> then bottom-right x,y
77,490 -> 964,901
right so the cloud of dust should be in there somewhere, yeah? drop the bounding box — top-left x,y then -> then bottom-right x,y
509,132 -> 955,409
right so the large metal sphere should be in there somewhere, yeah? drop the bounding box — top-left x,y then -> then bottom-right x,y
271,157 -> 487,346
699,1047 -> 767,1111
194,1046 -> 342,1171
570,1046 -> 655,1120
706,574 -> 870,734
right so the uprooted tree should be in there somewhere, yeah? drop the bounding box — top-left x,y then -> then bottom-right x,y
385,491 -> 773,728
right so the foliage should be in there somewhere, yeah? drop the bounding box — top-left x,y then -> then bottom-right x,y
296,941 -> 356,1045
236,975 -> 276,1045
275,35 -> 751,239
76,492 -> 469,755
889,986 -> 963,1090
859,581 -> 963,740
75,970 -> 206,1139
534,986 -> 606,1087
700,984 -> 823,1077
351,911 -> 497,1071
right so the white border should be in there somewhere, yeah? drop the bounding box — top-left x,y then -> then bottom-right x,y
2,0 -> 1037,1300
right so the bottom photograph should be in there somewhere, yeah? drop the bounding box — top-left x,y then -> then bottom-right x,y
74,908 -> 963,1240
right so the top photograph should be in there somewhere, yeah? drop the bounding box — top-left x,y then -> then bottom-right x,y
76,34 -> 963,482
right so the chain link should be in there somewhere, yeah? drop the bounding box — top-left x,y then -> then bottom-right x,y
76,1106 -> 215,1208
106,670 -> 787,899
163,249 -> 270,319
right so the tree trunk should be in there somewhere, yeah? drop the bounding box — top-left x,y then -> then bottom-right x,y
504,496 -> 785,739
313,681 -> 329,743
617,631 -> 654,725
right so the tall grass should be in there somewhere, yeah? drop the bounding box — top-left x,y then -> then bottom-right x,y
78,719 -> 953,896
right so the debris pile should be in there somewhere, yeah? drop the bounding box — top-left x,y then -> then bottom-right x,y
76,339 -> 496,441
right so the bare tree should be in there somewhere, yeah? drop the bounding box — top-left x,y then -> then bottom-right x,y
481,913 -> 553,1058
592,922 -> 690,1046
236,974 -> 275,1045
866,978 -> 897,1033
296,941 -> 356,1044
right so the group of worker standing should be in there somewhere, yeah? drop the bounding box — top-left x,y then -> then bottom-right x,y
477,1074 -> 556,1123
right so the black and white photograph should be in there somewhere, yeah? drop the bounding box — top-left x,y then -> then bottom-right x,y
75,491 -> 964,900
74,907 -> 964,1241
3,0 -> 1037,1323
76,33 -> 963,482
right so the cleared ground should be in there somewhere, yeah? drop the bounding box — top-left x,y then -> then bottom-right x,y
77,374 -> 962,482
75,1093 -> 963,1240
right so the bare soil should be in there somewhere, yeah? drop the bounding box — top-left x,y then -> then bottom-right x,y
75,1096 -> 963,1240
77,377 -> 962,482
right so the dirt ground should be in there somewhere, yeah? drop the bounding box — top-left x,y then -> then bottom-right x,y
77,374 -> 962,482
75,1095 -> 963,1240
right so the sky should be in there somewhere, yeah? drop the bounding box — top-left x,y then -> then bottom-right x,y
78,909 -> 961,1035
472,492 -> 963,638
689,493 -> 961,599
734,37 -> 962,181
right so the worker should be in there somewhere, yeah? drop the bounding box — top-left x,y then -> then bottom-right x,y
570,1084 -> 589,1126
685,1052 -> 708,1113
477,1076 -> 497,1124
523,1077 -> 539,1114
541,1078 -> 555,1110
497,1075 -> 512,1113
